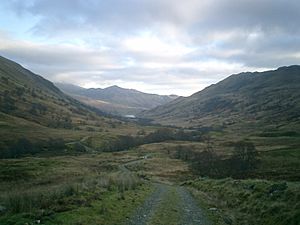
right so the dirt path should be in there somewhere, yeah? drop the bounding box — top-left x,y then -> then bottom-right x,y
66,136 -> 94,152
119,153 -> 152,173
122,156 -> 211,225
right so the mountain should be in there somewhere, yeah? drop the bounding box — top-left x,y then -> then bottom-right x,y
56,83 -> 178,116
0,56 -> 106,127
139,66 -> 300,131
0,56 -> 122,146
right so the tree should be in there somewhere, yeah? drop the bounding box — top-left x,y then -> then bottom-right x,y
73,143 -> 86,152
47,138 -> 66,151
1,76 -> 9,84
202,134 -> 214,153
191,148 -> 222,177
231,141 -> 258,174
1,91 -> 16,112
15,87 -> 25,97
10,138 -> 34,158
144,128 -> 174,143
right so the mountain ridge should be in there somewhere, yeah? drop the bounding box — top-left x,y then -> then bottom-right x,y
56,83 -> 178,116
139,65 -> 300,131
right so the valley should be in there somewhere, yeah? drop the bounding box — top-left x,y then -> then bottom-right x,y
0,136 -> 299,225
0,56 -> 299,225
56,83 -> 178,116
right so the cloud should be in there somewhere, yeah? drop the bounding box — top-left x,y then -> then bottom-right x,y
0,0 -> 299,95
0,32 -> 122,77
10,0 -> 300,35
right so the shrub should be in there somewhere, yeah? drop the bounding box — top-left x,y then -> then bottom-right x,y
0,138 -> 39,158
47,138 -> 66,151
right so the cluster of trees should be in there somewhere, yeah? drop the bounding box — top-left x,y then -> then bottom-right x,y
100,135 -> 137,152
0,85 -> 76,129
0,87 -> 41,114
0,138 -> 66,159
100,128 -> 204,152
0,90 -> 17,113
29,102 -> 48,115
47,116 -> 73,129
174,140 -> 259,178
0,138 -> 35,158
1,76 -> 9,84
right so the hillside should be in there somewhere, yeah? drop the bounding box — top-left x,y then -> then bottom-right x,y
139,66 -> 300,131
0,56 -> 139,151
0,56 -> 110,128
56,83 -> 178,116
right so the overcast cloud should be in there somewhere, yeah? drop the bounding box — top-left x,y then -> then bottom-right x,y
0,0 -> 299,95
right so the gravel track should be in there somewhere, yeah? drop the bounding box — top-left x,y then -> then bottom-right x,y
125,183 -> 168,225
177,186 -> 211,225
126,184 -> 211,225
123,156 -> 211,225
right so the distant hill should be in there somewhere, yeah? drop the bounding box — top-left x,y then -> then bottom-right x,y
139,66 -> 300,131
56,83 -> 178,116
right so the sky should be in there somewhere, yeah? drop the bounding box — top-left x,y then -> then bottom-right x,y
0,0 -> 299,96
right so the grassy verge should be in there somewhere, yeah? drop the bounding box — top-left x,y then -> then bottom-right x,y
0,153 -> 154,225
43,184 -> 153,225
0,179 -> 153,225
186,177 -> 300,225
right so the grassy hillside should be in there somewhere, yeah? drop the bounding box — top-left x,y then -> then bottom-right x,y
0,56 -> 112,128
0,56 -> 151,157
140,66 -> 300,132
56,83 -> 178,116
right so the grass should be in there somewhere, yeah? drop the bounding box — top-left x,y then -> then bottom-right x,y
127,143 -> 192,183
0,142 -> 191,224
0,151 -> 143,191
43,184 -> 153,225
129,138 -> 300,225
0,183 -> 154,225
0,110 -> 156,156
187,177 -> 300,225
0,130 -> 299,224
133,132 -> 300,182
255,148 -> 300,181
0,152 -> 155,224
